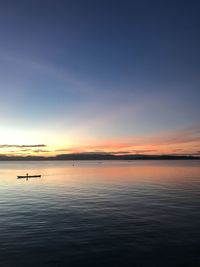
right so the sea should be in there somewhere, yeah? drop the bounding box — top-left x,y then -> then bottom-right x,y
0,160 -> 199,267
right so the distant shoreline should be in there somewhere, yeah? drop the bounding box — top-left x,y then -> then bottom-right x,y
0,154 -> 199,161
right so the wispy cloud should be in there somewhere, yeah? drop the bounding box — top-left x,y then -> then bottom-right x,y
0,50 -> 97,95
55,124 -> 200,155
0,144 -> 46,148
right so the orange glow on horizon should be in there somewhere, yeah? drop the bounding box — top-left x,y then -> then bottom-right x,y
0,125 -> 200,157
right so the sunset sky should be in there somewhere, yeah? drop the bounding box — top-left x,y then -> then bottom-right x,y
0,0 -> 200,156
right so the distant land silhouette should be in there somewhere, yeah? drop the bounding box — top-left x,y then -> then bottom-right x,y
0,153 -> 199,161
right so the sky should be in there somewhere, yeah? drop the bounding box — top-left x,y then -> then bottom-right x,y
0,0 -> 200,156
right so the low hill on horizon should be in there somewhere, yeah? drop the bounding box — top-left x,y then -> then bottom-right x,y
0,153 -> 199,161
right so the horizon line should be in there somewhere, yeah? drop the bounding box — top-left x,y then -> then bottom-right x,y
0,152 -> 199,160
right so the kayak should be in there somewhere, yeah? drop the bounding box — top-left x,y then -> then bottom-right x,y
17,175 -> 41,179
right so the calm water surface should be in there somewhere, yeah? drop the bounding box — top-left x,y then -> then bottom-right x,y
0,160 -> 199,266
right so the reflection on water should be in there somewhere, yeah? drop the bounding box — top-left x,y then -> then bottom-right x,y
0,160 -> 199,266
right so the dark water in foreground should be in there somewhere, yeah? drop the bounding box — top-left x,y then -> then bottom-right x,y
0,160 -> 199,267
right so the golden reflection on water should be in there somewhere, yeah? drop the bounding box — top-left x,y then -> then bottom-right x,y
0,160 -> 199,188
53,161 -> 200,186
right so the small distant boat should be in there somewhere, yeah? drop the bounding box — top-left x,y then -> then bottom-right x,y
17,174 -> 41,179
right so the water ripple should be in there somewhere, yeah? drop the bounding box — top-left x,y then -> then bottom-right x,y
0,160 -> 199,266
